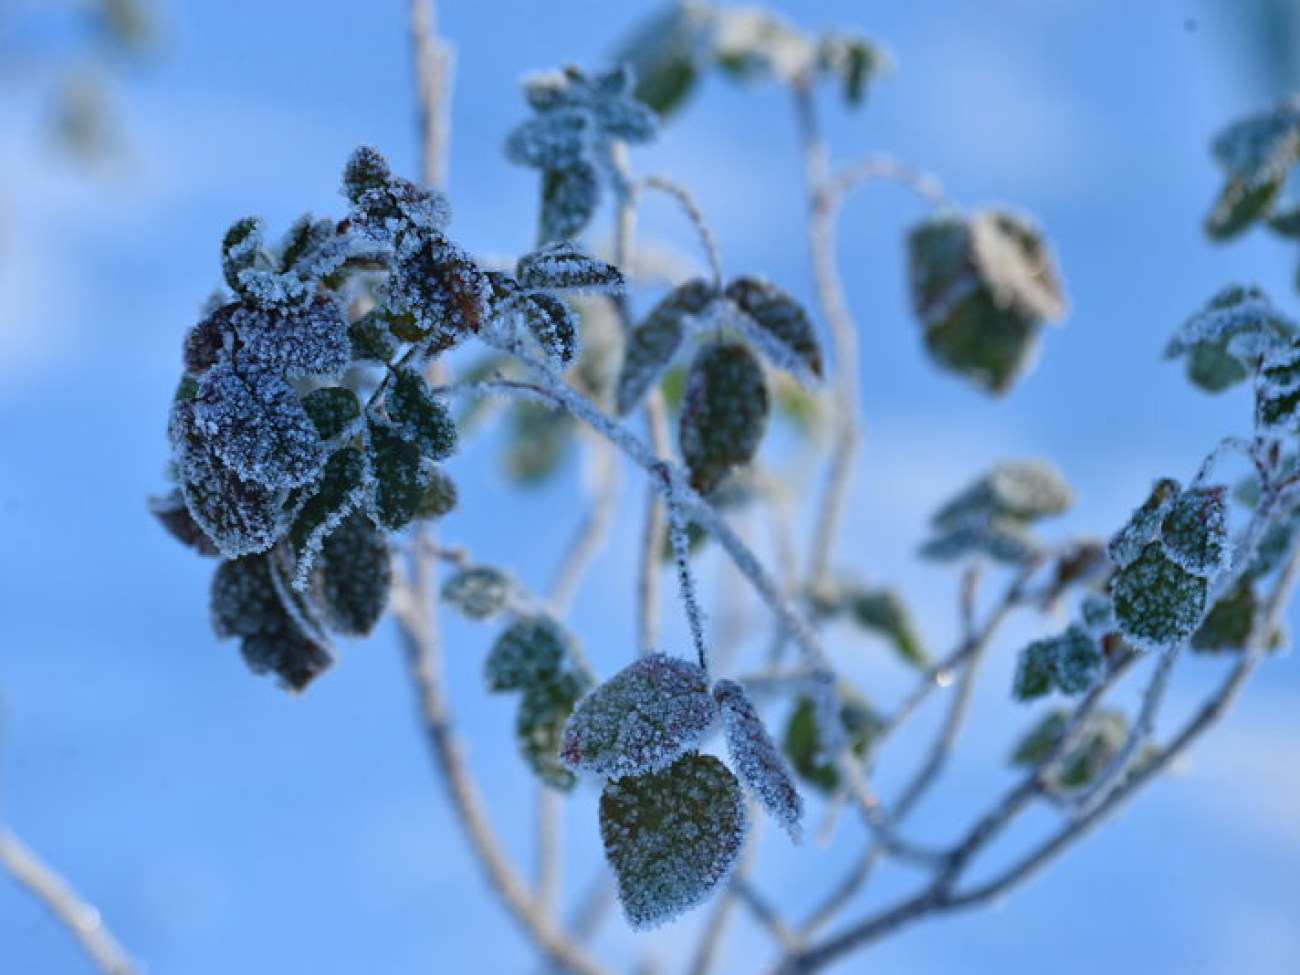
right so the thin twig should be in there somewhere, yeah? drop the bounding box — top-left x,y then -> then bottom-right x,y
0,826 -> 135,975
640,174 -> 724,288
535,785 -> 563,909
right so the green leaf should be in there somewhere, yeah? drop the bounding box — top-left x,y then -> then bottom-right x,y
1206,176 -> 1284,241
311,510 -> 391,636
485,615 -> 572,692
517,672 -> 590,791
908,210 -> 1066,394
612,2 -> 712,118
368,424 -> 428,530
724,276 -> 822,379
560,653 -> 718,778
210,554 -> 334,691
301,387 -> 361,440
288,447 -> 367,584
539,163 -> 601,245
1165,284 -> 1295,393
517,241 -> 624,293
1009,709 -> 1069,767
414,466 -> 458,520
1111,542 -> 1209,650
816,32 -> 890,107
1159,486 -> 1228,577
599,752 -> 747,930
714,680 -> 803,841
1010,708 -> 1128,789
615,279 -> 715,415
849,588 -> 927,668
348,311 -> 399,363
1204,98 -> 1300,240
1192,582 -> 1257,653
679,341 -> 769,495
1108,478 -> 1181,568
1013,625 -> 1101,701
782,689 -> 882,795
442,565 -> 513,620
386,369 -> 458,460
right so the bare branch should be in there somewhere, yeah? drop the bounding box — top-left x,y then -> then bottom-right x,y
410,0 -> 453,189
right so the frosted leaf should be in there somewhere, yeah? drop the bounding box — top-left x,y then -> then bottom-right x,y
594,85 -> 658,145
485,615 -> 571,692
908,210 -> 1065,394
1257,340 -> 1300,429
348,311 -> 399,363
1165,284 -> 1295,392
1159,486 -> 1229,577
679,341 -> 769,495
310,509 -> 391,636
1015,625 -> 1109,702
1192,582 -> 1258,653
1055,710 -> 1128,789
613,2 -> 713,118
414,465 -> 458,519
221,217 -> 273,295
228,297 -> 352,379
504,109 -> 592,170
210,554 -> 334,691
599,752 -> 746,930
712,7 -> 817,83
1111,542 -> 1209,650
193,362 -> 324,489
503,290 -> 580,367
342,145 -> 450,244
170,397 -> 288,558
288,447 -> 367,588
561,653 -> 718,778
724,276 -> 822,379
615,279 -> 715,415
517,672 -> 590,791
848,588 -> 927,668
517,241 -> 624,293
1205,98 -> 1300,240
367,424 -> 430,530
442,565 -> 513,620
713,680 -> 803,841
301,386 -> 361,441
1080,593 -> 1115,635
816,32 -> 890,107
540,162 -> 601,243
782,689 -> 882,795
384,235 -> 488,354
149,489 -> 220,557
921,516 -> 1038,565
1107,478 -> 1180,568
277,214 -> 347,275
183,302 -> 237,375
385,369 -> 457,461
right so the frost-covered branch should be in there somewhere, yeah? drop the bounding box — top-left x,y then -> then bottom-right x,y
0,826 -> 136,975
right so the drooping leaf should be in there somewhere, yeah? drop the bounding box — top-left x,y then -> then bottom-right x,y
561,653 -> 718,778
724,275 -> 822,379
301,386 -> 361,441
1111,542 -> 1209,650
517,671 -> 590,791
517,240 -> 624,293
539,163 -> 601,244
311,510 -> 391,636
713,679 -> 803,841
679,341 -> 769,494
385,369 -> 458,460
908,210 -> 1066,394
503,290 -> 580,367
210,554 -> 333,691
615,279 -> 715,415
288,446 -> 367,586
599,752 -> 747,930
442,565 -> 513,620
849,588 -> 927,668
485,615 -> 572,692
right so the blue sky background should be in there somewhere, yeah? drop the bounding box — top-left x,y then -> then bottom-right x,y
2,1 -> 1299,972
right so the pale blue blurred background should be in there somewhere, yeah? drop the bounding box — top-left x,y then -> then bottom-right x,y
2,1 -> 1299,972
